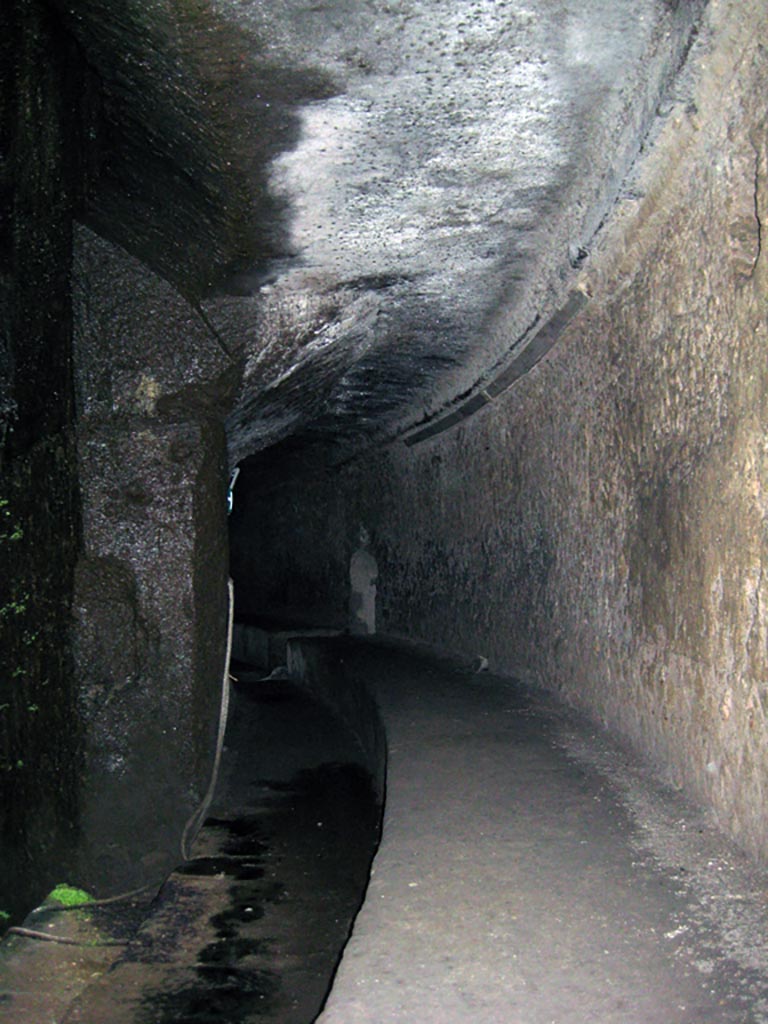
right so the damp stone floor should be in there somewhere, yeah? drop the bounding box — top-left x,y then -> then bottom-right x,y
1,636 -> 768,1023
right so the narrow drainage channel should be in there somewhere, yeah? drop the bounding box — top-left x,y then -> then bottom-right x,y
69,664 -> 383,1024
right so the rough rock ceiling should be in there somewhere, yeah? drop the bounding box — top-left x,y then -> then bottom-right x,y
62,0 -> 705,465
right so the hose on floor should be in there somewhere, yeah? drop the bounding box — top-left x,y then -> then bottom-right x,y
180,576 -> 235,862
7,926 -> 128,947
45,884 -> 153,912
1,583 -> 236,944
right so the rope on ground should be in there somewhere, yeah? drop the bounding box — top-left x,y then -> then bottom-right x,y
7,927 -> 128,947
180,576 -> 234,861
46,884 -> 154,912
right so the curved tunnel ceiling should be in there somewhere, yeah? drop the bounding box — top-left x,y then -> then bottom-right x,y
62,0 -> 706,465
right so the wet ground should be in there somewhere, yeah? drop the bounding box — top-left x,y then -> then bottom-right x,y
308,639 -> 768,1024
0,667 -> 381,1024
2,636 -> 768,1023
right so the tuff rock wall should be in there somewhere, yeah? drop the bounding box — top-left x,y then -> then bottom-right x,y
72,227 -> 232,893
232,0 -> 768,861
1,0 -> 233,918
0,0 -> 96,921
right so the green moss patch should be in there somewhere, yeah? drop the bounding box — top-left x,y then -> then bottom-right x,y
47,883 -> 93,907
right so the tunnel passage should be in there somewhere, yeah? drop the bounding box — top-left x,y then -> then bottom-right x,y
226,0 -> 768,872
1,0 -> 767,975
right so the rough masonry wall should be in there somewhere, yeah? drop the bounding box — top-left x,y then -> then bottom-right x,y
72,228 -> 233,893
1,0 -> 235,917
233,0 -> 768,861
0,0 -> 98,922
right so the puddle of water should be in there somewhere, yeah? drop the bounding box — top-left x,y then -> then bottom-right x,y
136,680 -> 382,1024
148,966 -> 281,1024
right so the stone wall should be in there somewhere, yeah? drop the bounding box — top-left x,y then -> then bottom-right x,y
0,0 -> 97,921
1,0 -> 234,915
232,0 -> 768,860
72,229 -> 233,893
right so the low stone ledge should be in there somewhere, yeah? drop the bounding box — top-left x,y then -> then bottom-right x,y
286,637 -> 386,801
232,621 -> 343,673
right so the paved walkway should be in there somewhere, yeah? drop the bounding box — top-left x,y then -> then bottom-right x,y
295,639 -> 768,1024
2,636 -> 768,1022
